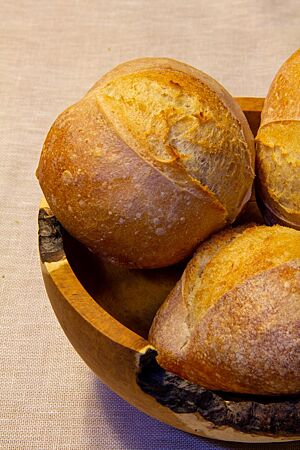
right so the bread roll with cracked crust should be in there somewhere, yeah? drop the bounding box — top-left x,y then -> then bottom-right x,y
149,224 -> 300,395
37,58 -> 254,268
256,49 -> 300,229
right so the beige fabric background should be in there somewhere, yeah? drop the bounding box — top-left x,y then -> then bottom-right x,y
1,0 -> 300,448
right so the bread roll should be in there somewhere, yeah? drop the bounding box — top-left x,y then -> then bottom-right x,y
256,49 -> 300,229
37,58 -> 254,268
149,224 -> 300,395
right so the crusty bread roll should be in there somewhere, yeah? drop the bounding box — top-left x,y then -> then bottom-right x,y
149,224 -> 300,395
256,49 -> 300,229
37,58 -> 254,268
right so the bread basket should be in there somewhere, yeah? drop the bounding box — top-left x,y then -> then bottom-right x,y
38,97 -> 300,443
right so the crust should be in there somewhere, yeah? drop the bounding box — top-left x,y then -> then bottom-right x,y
182,225 -> 253,310
256,190 -> 300,230
256,49 -> 300,228
149,226 -> 252,376
259,49 -> 300,128
95,99 -> 226,213
37,94 -> 226,268
148,280 -> 190,373
37,57 -> 256,267
149,226 -> 300,395
187,260 -> 300,395
255,157 -> 300,229
89,58 -> 255,221
88,57 -> 254,148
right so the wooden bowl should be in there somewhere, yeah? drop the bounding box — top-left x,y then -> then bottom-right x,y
38,98 -> 300,443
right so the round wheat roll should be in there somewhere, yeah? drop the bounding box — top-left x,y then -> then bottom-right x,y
37,58 -> 254,268
149,224 -> 300,395
256,48 -> 300,229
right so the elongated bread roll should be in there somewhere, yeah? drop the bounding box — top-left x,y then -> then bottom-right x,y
37,58 -> 254,268
256,49 -> 300,229
149,224 -> 300,395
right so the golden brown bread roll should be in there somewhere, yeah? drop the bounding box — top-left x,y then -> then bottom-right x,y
256,49 -> 300,229
149,224 -> 300,395
37,58 -> 254,268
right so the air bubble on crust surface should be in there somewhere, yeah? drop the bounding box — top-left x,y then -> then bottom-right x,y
61,170 -> 73,185
50,195 -> 57,206
155,227 -> 166,236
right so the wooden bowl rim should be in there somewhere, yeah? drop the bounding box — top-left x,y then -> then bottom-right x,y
39,200 -> 149,353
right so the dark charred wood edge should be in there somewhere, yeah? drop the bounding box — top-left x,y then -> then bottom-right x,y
38,208 -> 65,263
137,349 -> 300,437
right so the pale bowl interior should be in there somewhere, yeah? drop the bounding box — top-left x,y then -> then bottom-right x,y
63,231 -> 184,339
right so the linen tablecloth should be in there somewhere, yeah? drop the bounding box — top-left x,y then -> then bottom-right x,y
1,1 -> 300,448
